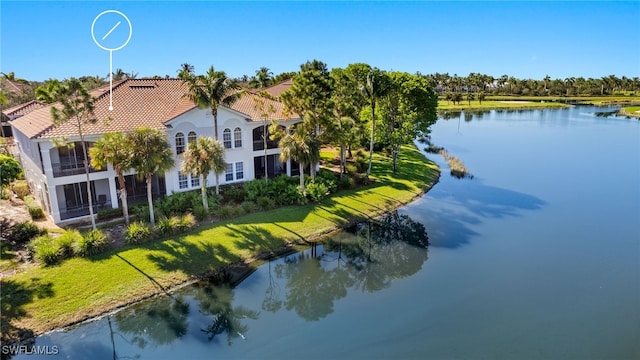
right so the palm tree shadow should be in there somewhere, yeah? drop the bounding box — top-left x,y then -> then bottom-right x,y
1,277 -> 55,346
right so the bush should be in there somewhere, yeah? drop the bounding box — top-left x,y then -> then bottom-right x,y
8,221 -> 46,244
338,176 -> 352,190
1,187 -> 10,200
12,180 -> 29,199
156,216 -> 180,236
124,222 -> 153,244
193,204 -> 208,221
24,195 -> 44,219
155,190 -> 201,217
177,213 -> 196,231
240,201 -> 256,213
215,205 -> 236,220
74,229 -> 108,256
257,196 -> 275,211
97,207 -> 123,220
222,187 -> 247,204
306,181 -> 329,202
28,235 -> 60,265
54,229 -> 82,258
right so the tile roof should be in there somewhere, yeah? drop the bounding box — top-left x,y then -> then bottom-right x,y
2,100 -> 47,120
259,79 -> 293,98
10,79 -> 294,140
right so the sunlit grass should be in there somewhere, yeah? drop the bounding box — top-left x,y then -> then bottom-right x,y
1,144 -> 439,340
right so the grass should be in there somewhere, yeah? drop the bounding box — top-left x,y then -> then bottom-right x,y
620,106 -> 640,118
1,144 -> 439,342
438,99 -> 567,112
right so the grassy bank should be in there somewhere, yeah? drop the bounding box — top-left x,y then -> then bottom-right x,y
620,106 -> 640,118
1,145 -> 439,341
438,99 -> 567,112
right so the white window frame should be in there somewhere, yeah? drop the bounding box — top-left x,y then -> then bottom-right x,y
225,163 -> 234,181
234,127 -> 242,148
223,128 -> 232,149
175,132 -> 185,155
235,162 -> 244,180
178,171 -> 188,189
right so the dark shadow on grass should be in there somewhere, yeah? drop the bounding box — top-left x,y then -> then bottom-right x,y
146,238 -> 239,277
116,254 -> 170,295
0,277 -> 54,348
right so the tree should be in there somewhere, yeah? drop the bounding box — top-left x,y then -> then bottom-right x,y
35,79 -> 62,103
51,78 -> 99,230
253,91 -> 278,182
250,67 -> 274,88
128,127 -> 175,225
345,64 -> 391,179
281,60 -> 334,180
89,133 -> 133,225
277,124 -> 318,191
181,136 -> 226,209
378,72 -> 437,173
179,65 -> 242,141
177,63 -> 195,79
329,67 -> 364,178
0,154 -> 21,187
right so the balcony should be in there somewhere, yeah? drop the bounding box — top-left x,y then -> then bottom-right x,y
52,161 -> 105,178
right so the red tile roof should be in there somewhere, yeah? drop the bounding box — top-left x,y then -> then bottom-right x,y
10,79 -> 294,140
259,79 -> 293,98
2,100 -> 47,119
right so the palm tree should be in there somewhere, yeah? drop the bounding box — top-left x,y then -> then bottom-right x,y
181,136 -> 226,210
180,65 -> 242,140
177,63 -> 195,79
128,127 -> 175,225
251,67 -> 274,88
35,79 -> 62,103
278,125 -> 318,191
89,133 -> 133,225
50,79 -> 99,230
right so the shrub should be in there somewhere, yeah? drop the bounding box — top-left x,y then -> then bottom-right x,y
193,204 -> 209,221
216,204 -> 236,220
177,213 -> 196,231
306,181 -> 329,202
8,221 -> 46,244
240,201 -> 256,213
24,195 -> 44,219
28,235 -> 60,265
338,176 -> 352,190
97,207 -> 123,220
12,180 -> 29,199
345,163 -> 358,175
155,190 -> 201,217
257,196 -> 275,211
54,229 -> 82,258
156,216 -> 180,236
1,187 -> 10,200
124,222 -> 153,244
74,229 -> 108,256
222,187 -> 247,204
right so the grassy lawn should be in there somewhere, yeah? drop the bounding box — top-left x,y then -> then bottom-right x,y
1,144 -> 439,341
485,95 -> 640,105
438,100 -> 567,112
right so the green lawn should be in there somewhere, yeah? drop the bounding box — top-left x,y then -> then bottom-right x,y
438,100 -> 567,111
620,106 -> 640,117
1,145 -> 439,341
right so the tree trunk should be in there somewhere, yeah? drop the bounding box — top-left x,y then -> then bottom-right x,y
201,174 -> 208,211
213,112 -> 219,140
80,138 -> 96,230
116,171 -> 129,225
339,143 -> 346,179
264,123 -> 268,182
146,176 -> 155,225
310,162 -> 316,180
347,145 -> 352,159
215,172 -> 220,195
366,102 -> 376,179
392,145 -> 401,174
299,162 -> 305,191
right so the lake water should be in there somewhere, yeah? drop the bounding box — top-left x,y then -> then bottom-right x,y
12,107 -> 640,359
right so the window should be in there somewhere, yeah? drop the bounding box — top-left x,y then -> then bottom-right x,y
188,131 -> 197,146
175,133 -> 185,154
178,172 -> 188,189
235,162 -> 244,180
225,164 -> 234,181
223,128 -> 232,149
234,127 -> 242,148
191,174 -> 200,187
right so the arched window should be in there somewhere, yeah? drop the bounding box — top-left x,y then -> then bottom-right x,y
234,127 -> 242,148
187,131 -> 197,146
223,128 -> 232,149
175,132 -> 185,154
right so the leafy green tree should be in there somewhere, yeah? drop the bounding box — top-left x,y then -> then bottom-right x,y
345,64 -> 391,179
277,124 -> 318,191
281,60 -> 333,180
89,133 -> 133,225
128,127 -> 175,225
181,136 -> 226,209
329,67 -> 364,177
35,79 -> 62,103
379,72 -> 437,173
250,67 -> 274,88
0,154 -> 22,187
51,79 -> 99,229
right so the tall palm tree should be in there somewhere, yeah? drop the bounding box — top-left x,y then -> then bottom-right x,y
181,136 -> 226,209
278,125 -> 318,191
177,63 -> 195,79
50,79 -> 99,229
89,133 -> 133,225
251,67 -> 274,88
128,127 -> 175,225
180,65 -> 242,140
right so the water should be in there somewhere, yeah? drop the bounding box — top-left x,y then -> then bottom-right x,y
11,107 -> 640,359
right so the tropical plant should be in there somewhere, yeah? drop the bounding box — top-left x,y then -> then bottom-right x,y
0,154 -> 21,187
90,132 -> 133,224
50,78 -> 99,229
128,127 -> 175,225
277,125 -> 318,192
73,229 -> 108,256
124,221 -> 153,244
7,221 -> 46,245
181,136 -> 227,207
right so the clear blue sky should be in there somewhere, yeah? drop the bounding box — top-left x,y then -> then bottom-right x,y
1,1 -> 639,82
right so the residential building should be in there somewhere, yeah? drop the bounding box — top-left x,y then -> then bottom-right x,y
7,79 -> 299,224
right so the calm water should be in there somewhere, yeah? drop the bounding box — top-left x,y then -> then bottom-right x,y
13,107 -> 640,359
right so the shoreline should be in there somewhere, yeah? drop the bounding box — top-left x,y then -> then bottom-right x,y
2,146 -> 440,344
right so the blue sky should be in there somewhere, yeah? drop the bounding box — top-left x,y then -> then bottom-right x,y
1,1 -> 639,82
